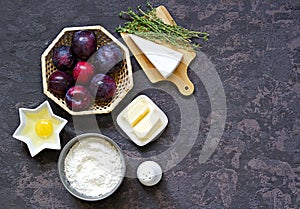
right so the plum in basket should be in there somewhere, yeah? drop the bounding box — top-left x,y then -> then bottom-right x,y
65,85 -> 92,111
52,46 -> 75,71
48,71 -> 73,95
89,43 -> 123,74
73,61 -> 95,85
89,74 -> 116,102
71,30 -> 97,60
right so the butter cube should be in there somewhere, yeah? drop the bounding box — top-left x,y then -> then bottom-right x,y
132,110 -> 161,140
123,100 -> 150,127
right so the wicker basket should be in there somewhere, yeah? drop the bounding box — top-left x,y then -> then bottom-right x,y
41,26 -> 133,115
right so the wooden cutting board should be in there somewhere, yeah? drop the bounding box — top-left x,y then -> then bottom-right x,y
120,5 -> 196,96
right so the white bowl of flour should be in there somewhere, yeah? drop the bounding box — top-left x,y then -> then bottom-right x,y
58,133 -> 126,201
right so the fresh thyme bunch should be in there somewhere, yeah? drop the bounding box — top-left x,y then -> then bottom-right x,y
116,2 -> 209,51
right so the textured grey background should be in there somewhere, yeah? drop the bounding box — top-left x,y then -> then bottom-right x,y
1,0 -> 299,208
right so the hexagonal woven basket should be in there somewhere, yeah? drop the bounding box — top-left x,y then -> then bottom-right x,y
41,26 -> 133,115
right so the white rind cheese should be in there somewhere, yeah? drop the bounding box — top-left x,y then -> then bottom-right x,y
128,34 -> 183,78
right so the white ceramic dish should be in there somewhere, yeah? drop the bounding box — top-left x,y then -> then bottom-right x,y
116,95 -> 168,146
13,101 -> 67,157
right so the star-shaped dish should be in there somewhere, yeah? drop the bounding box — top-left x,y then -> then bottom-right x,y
13,101 -> 68,157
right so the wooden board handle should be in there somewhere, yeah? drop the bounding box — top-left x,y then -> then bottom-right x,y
168,63 -> 194,95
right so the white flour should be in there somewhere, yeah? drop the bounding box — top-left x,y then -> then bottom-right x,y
64,137 -> 123,197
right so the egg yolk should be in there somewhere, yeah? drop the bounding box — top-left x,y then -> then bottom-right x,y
35,119 -> 53,138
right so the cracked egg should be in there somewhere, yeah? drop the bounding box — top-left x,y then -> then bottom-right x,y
13,101 -> 67,157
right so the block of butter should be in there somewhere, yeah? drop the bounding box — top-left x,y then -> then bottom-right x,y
117,95 -> 168,146
132,109 -> 162,140
122,99 -> 150,127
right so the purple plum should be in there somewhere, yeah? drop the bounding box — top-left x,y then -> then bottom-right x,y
48,71 -> 73,95
65,85 -> 92,111
89,74 -> 116,102
89,43 -> 123,74
52,46 -> 75,71
71,30 -> 97,60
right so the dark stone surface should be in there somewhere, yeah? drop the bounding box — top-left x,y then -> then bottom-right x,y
1,0 -> 299,208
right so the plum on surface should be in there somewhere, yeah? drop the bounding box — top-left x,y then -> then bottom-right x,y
73,61 -> 95,85
89,43 -> 123,74
52,46 -> 76,71
65,85 -> 92,111
89,74 -> 116,102
71,30 -> 97,60
48,71 -> 73,95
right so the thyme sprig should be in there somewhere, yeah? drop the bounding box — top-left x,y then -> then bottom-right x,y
116,2 -> 209,51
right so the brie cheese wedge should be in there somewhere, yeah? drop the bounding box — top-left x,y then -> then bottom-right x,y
128,34 -> 183,78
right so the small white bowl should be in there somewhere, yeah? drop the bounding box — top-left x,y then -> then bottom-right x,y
13,101 -> 67,157
116,95 -> 168,146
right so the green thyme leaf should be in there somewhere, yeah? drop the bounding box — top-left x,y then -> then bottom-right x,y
116,2 -> 209,51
